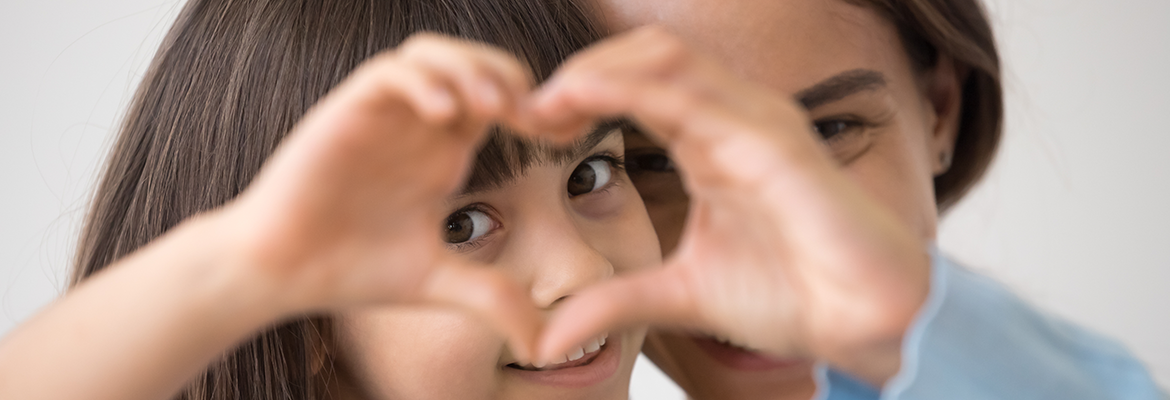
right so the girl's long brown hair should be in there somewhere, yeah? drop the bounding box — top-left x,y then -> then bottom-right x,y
71,0 -> 602,399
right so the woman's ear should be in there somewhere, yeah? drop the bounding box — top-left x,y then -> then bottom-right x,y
922,56 -> 967,176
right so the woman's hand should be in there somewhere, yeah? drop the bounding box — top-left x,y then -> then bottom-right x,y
526,27 -> 931,385
217,34 -> 542,360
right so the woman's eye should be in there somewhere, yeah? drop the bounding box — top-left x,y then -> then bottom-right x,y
567,159 -> 613,196
625,152 -> 675,174
813,119 -> 863,142
444,209 -> 493,244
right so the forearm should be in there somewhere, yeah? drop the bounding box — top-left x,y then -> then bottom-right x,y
0,214 -> 284,400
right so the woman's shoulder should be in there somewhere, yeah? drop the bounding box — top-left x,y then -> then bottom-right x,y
815,249 -> 1167,400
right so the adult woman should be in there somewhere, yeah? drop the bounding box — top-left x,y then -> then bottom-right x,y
525,0 -> 1166,398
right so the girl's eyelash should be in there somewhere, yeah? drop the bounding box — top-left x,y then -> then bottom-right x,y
585,152 -> 626,173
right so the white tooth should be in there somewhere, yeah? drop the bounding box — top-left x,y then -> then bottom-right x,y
584,338 -> 601,353
551,353 -> 568,365
599,335 -> 607,346
601,332 -> 608,341
567,346 -> 586,362
533,359 -> 547,369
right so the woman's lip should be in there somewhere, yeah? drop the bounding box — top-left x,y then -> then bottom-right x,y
691,335 -> 805,371
504,336 -> 622,388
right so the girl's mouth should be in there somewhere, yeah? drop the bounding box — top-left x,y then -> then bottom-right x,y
691,335 -> 806,371
504,333 -> 621,388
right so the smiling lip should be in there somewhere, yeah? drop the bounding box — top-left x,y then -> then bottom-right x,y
504,336 -> 621,388
692,335 -> 804,371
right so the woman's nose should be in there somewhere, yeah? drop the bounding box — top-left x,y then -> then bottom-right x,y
514,215 -> 615,309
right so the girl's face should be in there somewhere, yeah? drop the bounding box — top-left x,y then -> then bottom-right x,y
601,0 -> 962,398
333,128 -> 660,400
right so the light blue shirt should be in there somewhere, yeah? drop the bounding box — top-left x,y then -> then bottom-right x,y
814,248 -> 1167,400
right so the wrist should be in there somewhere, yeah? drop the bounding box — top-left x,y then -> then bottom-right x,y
811,246 -> 932,387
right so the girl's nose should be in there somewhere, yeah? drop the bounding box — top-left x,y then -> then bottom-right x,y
516,215 -> 615,310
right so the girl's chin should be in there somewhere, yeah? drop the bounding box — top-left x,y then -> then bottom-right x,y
690,335 -> 808,372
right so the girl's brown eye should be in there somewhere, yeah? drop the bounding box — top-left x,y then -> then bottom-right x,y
444,209 -> 492,244
567,159 -> 612,196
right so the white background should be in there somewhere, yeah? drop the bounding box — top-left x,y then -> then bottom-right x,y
1,0 -> 1167,397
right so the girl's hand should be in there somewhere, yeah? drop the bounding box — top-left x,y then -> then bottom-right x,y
218,34 -> 541,361
526,27 -> 931,384
0,34 -> 550,400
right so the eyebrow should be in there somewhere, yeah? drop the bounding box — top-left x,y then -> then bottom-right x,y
454,121 -> 627,197
795,69 -> 888,110
559,119 -> 628,166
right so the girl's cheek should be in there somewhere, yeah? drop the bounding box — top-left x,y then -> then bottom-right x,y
574,184 -> 631,220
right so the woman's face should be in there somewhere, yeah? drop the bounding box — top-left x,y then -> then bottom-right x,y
602,0 -> 962,398
333,129 -> 661,399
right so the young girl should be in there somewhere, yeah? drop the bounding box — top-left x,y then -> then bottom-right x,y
0,0 -> 659,399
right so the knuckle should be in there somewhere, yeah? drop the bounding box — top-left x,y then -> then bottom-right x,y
366,49 -> 399,66
399,34 -> 426,52
405,32 -> 442,45
400,33 -> 453,57
368,55 -> 406,75
478,44 -> 514,62
351,52 -> 397,79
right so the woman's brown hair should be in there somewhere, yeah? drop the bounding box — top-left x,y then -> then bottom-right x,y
70,0 -> 602,399
862,0 -> 1003,211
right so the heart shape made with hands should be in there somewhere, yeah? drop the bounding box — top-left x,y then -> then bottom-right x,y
244,28 -> 931,376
